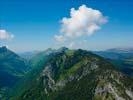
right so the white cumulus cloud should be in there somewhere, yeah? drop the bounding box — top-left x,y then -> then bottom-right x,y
0,29 -> 14,40
55,5 -> 108,42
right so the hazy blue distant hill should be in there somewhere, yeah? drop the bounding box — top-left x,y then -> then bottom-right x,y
106,48 -> 133,53
94,48 -> 133,60
18,51 -> 39,60
94,48 -> 133,76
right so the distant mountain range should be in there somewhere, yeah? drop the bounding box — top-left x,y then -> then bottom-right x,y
94,48 -> 133,76
18,51 -> 40,60
106,48 -> 133,53
94,48 -> 133,60
19,47 -> 133,76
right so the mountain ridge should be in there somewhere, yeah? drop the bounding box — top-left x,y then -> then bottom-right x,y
11,48 -> 133,100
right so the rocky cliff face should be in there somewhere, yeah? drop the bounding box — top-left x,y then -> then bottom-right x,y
14,48 -> 133,100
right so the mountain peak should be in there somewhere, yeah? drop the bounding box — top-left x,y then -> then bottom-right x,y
0,46 -> 7,49
0,46 -> 8,52
58,47 -> 69,52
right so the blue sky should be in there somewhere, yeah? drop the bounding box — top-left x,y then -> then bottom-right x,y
0,0 -> 133,52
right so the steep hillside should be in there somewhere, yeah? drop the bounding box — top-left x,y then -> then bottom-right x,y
30,48 -> 54,67
12,48 -> 133,100
0,46 -> 31,99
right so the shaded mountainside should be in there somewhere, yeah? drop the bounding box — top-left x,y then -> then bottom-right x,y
0,46 -> 31,99
29,48 -> 55,67
12,48 -> 133,100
